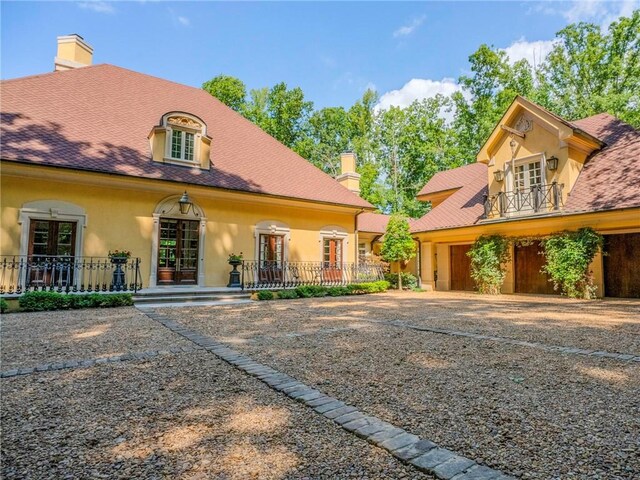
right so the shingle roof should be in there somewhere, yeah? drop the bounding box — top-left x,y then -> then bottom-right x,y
357,212 -> 391,233
566,114 -> 640,212
0,64 -> 372,209
411,163 -> 488,233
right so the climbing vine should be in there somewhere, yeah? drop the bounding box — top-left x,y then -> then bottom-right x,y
541,228 -> 603,299
467,235 -> 511,294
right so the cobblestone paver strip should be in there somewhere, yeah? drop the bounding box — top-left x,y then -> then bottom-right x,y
0,346 -> 204,378
142,308 -> 514,480
353,318 -> 640,362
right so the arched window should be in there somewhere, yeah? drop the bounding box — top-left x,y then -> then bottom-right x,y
149,112 -> 211,169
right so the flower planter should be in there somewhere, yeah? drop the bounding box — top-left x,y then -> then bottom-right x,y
227,260 -> 242,288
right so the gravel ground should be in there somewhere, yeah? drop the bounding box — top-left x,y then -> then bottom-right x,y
171,295 -> 640,479
163,291 -> 640,355
0,307 -> 192,370
1,351 -> 431,480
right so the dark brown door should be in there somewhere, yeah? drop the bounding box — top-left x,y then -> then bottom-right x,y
259,234 -> 284,282
28,220 -> 77,286
158,219 -> 199,285
604,233 -> 640,298
514,242 -> 556,295
323,238 -> 343,282
450,244 -> 475,291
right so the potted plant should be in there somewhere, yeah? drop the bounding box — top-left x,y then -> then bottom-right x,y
108,250 -> 131,291
227,252 -> 243,288
109,250 -> 131,265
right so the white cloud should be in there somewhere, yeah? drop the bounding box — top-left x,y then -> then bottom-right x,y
532,0 -> 639,28
177,16 -> 190,26
502,38 -> 557,66
77,1 -> 115,14
376,78 -> 463,111
393,15 -> 426,37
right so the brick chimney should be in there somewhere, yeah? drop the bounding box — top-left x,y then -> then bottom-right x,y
54,34 -> 93,71
336,151 -> 361,194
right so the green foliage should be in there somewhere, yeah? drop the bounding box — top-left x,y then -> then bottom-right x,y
384,272 -> 418,290
18,292 -> 133,312
202,75 -> 247,112
256,290 -> 275,301
346,280 -> 390,294
542,228 -> 603,299
467,235 -> 511,294
0,297 -> 8,313
326,286 -> 350,296
276,289 -> 299,299
294,285 -> 328,298
381,214 -> 417,289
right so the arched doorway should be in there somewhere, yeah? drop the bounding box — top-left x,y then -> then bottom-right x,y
149,195 -> 206,288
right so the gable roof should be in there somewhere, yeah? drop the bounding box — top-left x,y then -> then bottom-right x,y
357,212 -> 391,233
0,64 -> 372,209
411,163 -> 488,232
565,113 -> 640,212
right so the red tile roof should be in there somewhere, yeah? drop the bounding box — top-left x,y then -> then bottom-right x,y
566,114 -> 640,212
411,163 -> 488,232
0,64 -> 372,209
357,212 -> 391,233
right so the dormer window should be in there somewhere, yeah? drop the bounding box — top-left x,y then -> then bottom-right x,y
149,112 -> 212,169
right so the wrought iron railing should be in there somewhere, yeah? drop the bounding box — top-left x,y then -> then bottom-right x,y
483,182 -> 564,219
240,260 -> 386,290
0,256 -> 142,295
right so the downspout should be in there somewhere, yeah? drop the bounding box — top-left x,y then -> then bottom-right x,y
355,209 -> 365,264
413,237 -> 422,287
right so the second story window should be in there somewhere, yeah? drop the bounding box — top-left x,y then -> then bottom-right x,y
514,161 -> 542,192
170,129 -> 195,161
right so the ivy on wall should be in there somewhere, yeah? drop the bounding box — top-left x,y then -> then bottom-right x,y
467,235 -> 511,295
541,228 -> 603,299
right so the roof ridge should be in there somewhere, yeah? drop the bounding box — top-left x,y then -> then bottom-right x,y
1,63 -> 109,84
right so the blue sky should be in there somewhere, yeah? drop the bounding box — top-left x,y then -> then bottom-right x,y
1,1 -> 637,109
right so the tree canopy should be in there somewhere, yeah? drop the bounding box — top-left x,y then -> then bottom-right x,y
202,11 -> 640,217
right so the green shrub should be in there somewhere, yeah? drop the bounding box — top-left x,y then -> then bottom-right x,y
467,235 -> 511,294
0,298 -> 8,313
294,285 -> 328,298
384,272 -> 418,290
256,290 -> 275,301
542,228 -> 603,299
326,286 -> 350,296
19,292 -> 133,312
277,289 -> 299,299
347,280 -> 390,294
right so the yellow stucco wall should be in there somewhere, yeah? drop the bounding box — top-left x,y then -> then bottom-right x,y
1,164 -> 359,288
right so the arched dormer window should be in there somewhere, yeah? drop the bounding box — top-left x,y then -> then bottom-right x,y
149,112 -> 211,169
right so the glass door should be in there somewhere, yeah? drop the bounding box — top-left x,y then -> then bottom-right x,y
259,234 -> 283,282
323,238 -> 343,282
158,219 -> 199,285
27,220 -> 77,287
513,160 -> 542,213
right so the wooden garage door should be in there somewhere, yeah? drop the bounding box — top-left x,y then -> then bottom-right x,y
450,245 -> 475,291
604,233 -> 640,298
515,242 -> 556,295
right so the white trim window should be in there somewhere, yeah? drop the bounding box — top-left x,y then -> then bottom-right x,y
170,129 -> 195,162
161,112 -> 206,165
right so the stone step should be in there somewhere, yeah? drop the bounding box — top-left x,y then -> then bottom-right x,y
133,294 -> 251,305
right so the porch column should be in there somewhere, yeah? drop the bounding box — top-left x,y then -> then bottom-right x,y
436,244 -> 450,291
502,243 -> 515,294
420,242 -> 435,291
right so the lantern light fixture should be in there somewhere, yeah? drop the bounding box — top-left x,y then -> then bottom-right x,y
547,156 -> 559,171
178,191 -> 193,215
493,170 -> 505,182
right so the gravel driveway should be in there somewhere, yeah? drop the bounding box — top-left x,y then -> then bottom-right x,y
168,292 -> 640,479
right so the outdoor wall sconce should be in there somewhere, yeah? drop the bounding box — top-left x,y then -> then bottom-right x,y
179,191 -> 193,215
493,170 -> 505,182
547,156 -> 559,171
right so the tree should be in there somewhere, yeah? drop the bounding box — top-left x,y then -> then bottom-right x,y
380,214 -> 417,290
202,75 -> 247,112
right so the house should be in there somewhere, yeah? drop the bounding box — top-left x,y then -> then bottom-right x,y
408,97 -> 640,298
0,35 -> 380,294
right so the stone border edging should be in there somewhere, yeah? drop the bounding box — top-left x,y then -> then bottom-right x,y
142,308 -> 515,480
0,345 -> 203,378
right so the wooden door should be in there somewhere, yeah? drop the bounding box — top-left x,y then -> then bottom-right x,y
259,234 -> 284,282
28,220 -> 77,287
514,242 -> 556,295
323,238 -> 343,282
604,233 -> 640,298
450,245 -> 474,291
157,219 -> 199,285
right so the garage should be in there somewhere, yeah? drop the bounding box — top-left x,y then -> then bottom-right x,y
514,242 -> 557,295
604,233 -> 640,298
450,244 -> 475,291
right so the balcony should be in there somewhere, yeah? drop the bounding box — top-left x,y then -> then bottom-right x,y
0,256 -> 142,295
483,182 -> 564,219
240,260 -> 386,290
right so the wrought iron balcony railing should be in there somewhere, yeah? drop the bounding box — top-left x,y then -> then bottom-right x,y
0,255 -> 142,295
483,182 -> 564,219
240,260 -> 386,290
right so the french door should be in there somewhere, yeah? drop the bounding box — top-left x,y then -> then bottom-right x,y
259,234 -> 284,282
513,160 -> 543,212
27,220 -> 77,286
323,238 -> 343,282
157,219 -> 199,285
